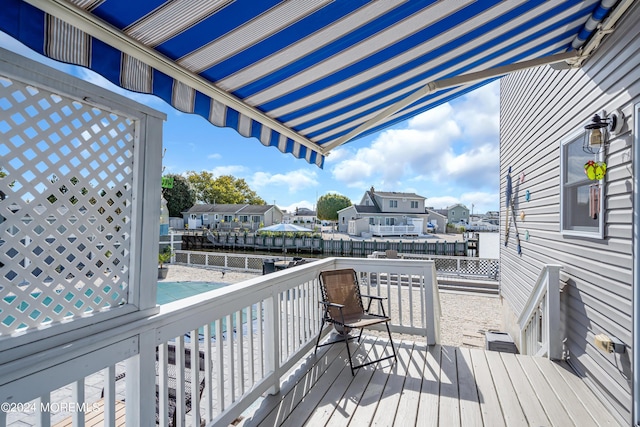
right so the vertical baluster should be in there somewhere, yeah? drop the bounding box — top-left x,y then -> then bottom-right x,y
236,310 -> 245,396
265,293 -> 281,395
175,336 -> 186,427
248,305 -> 255,386
103,365 -> 116,427
203,323 -> 213,422
283,290 -> 289,358
420,272 -> 426,330
72,379 -> 84,427
157,343 -> 168,427
227,314 -> 235,403
37,394 -> 50,427
216,320 -> 225,412
408,272 -> 414,328
397,271 -> 403,325
190,329 -> 201,427
258,301 -> 264,377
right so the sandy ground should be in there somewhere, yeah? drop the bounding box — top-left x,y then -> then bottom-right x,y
161,264 -> 503,347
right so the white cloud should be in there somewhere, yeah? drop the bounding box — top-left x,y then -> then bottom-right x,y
211,165 -> 248,176
251,169 -> 319,193
330,84 -> 499,195
207,153 -> 222,160
424,196 -> 460,210
459,191 -> 499,215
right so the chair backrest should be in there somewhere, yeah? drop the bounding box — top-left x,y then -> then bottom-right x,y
318,269 -> 364,321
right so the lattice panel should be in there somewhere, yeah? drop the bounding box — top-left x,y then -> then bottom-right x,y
0,74 -> 135,335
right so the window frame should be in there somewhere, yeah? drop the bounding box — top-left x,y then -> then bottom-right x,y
559,128 -> 604,239
410,200 -> 419,209
389,200 -> 398,208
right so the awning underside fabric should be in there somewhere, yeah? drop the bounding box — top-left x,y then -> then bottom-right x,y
1,0 -> 614,167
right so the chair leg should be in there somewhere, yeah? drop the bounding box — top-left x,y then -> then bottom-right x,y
314,318 -> 326,354
344,332 -> 356,376
385,321 -> 398,362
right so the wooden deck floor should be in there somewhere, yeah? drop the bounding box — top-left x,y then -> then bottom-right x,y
239,335 -> 621,426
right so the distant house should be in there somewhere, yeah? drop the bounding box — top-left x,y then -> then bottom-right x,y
446,204 -> 470,224
182,204 -> 283,230
338,187 -> 433,236
283,207 -> 317,228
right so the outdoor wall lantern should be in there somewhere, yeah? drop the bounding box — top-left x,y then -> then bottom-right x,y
583,109 -> 623,154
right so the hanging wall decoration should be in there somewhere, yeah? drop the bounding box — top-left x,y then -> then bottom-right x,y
525,190 -> 530,202
584,160 -> 607,180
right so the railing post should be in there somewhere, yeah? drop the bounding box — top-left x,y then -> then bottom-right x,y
264,292 -> 281,395
546,266 -> 562,360
126,331 -> 156,426
423,262 -> 440,345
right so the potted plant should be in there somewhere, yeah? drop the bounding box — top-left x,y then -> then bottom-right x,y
158,246 -> 173,279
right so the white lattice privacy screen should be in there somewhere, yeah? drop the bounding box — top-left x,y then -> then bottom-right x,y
0,73 -> 136,335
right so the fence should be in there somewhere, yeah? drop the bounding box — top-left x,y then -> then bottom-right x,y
173,250 -> 499,282
180,230 -> 469,257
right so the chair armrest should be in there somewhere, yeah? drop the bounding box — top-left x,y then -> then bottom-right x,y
319,301 -> 345,308
361,294 -> 387,301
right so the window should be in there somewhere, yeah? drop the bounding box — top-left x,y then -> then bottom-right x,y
239,215 -> 249,222
252,215 -> 261,223
385,217 -> 396,226
560,129 -> 603,238
410,201 -> 418,209
389,200 -> 398,208
369,217 -> 375,225
223,215 -> 233,222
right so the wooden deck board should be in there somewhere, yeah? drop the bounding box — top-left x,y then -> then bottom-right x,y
456,347 -> 482,427
369,340 -> 410,426
393,342 -> 427,427
516,355 -> 575,426
52,399 -> 126,427
484,349 -> 527,426
499,352 -> 551,427
438,345 -> 461,427
532,356 -> 600,427
415,344 -> 442,427
468,348 -> 506,427
240,337 -> 622,427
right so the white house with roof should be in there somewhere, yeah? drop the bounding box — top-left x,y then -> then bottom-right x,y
282,207 -> 317,228
338,187 -> 436,236
182,204 -> 282,230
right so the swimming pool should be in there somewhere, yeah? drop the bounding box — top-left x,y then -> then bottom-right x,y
156,281 -> 228,305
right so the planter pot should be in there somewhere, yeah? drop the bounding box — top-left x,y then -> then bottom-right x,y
158,267 -> 169,280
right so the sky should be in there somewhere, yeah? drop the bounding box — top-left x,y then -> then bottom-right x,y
1,32 -> 500,215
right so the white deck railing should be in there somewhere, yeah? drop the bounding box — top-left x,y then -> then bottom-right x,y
0,257 -> 440,427
370,251 -> 499,280
369,224 -> 416,236
517,265 -> 562,359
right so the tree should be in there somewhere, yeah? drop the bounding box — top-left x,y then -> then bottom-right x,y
162,174 -> 196,217
186,171 -> 265,205
317,193 -> 352,221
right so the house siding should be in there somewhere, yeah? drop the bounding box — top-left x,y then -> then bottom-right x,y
499,6 -> 637,424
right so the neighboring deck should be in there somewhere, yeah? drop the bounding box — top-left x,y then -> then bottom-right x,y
240,336 -> 621,426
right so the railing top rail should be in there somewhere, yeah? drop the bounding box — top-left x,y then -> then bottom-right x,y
517,264 -> 562,328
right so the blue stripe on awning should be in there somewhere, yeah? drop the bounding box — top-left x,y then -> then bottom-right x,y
0,0 -> 618,167
228,0 -> 440,98
92,0 -> 166,30
198,0 -> 372,82
292,8 -> 590,140
267,1 -> 587,123
155,0 -> 281,60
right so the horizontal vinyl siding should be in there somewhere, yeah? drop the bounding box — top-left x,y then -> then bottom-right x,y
499,4 -> 638,424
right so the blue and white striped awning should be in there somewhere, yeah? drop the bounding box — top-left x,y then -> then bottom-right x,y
1,0 -> 620,167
